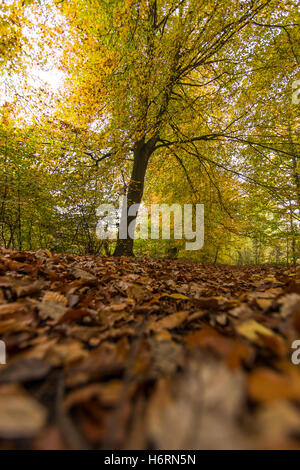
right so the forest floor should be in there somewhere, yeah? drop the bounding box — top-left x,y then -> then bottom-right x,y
0,248 -> 299,450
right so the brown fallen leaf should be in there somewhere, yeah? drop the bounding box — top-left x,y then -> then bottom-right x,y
15,280 -> 45,298
42,291 -> 68,306
37,301 -> 67,321
64,380 -> 123,409
73,268 -> 96,281
149,310 -> 188,331
59,308 -> 95,323
193,296 -> 221,309
127,284 -> 147,302
248,367 -> 300,402
265,287 -> 284,297
0,302 -> 27,316
185,310 -> 207,323
0,318 -> 32,334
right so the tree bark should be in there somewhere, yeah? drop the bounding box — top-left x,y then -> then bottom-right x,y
113,137 -> 157,256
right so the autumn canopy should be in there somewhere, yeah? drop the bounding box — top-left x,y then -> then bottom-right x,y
0,0 -> 299,261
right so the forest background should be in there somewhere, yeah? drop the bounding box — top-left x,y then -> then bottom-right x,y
0,0 -> 299,264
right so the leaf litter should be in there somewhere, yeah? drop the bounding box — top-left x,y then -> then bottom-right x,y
0,248 -> 299,449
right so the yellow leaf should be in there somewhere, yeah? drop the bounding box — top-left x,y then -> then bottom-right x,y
160,293 -> 189,300
155,330 -> 173,341
256,298 -> 273,310
236,320 -> 279,346
44,249 -> 52,258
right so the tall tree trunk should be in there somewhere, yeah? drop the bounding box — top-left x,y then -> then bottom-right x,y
113,137 -> 157,257
213,246 -> 219,264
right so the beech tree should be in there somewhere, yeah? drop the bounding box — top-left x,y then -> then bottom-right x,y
52,0 -> 298,256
